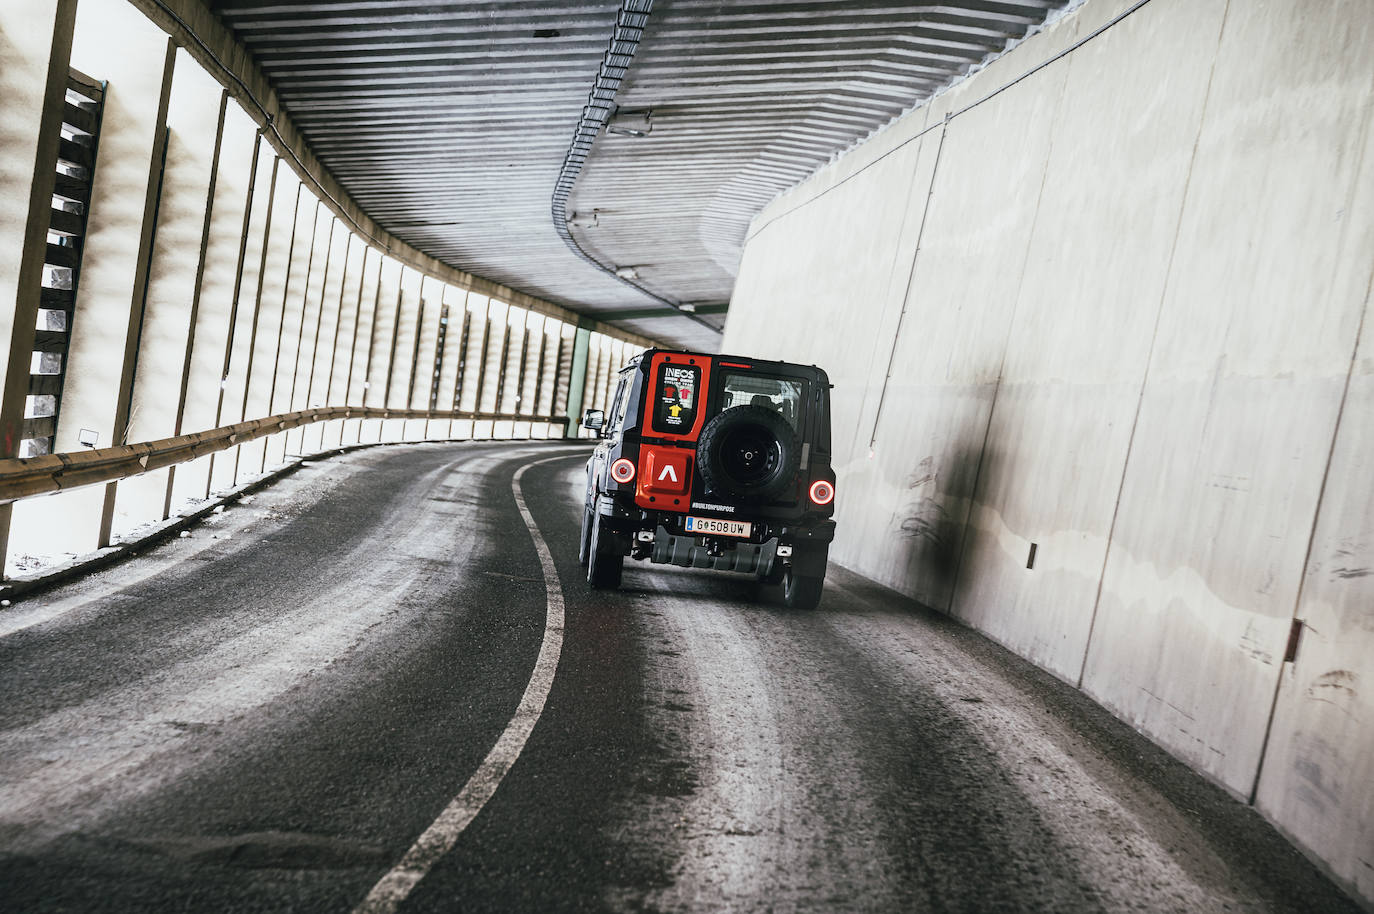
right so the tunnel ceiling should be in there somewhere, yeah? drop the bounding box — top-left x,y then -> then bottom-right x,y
209,0 -> 1075,350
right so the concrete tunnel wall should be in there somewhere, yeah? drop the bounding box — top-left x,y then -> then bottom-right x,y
0,0 -> 650,579
725,0 -> 1373,903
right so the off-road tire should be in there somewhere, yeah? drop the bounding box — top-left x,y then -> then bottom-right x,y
783,568 -> 825,609
697,405 -> 800,501
578,503 -> 593,567
587,514 -> 624,589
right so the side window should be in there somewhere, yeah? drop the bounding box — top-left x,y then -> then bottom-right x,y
652,363 -> 700,434
607,376 -> 630,434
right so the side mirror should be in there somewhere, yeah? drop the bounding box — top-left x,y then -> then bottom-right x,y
581,408 -> 605,435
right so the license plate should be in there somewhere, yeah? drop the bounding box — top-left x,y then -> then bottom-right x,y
685,516 -> 752,538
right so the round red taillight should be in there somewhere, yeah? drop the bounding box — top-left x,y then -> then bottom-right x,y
809,479 -> 835,506
611,458 -> 636,484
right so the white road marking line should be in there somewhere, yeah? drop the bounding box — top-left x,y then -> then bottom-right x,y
353,454 -> 571,914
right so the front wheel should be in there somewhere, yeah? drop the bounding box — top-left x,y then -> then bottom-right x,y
587,514 -> 625,590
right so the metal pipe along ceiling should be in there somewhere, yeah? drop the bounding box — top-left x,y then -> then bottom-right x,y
550,0 -> 717,334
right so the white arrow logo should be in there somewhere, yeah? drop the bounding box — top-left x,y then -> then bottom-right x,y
658,465 -> 678,483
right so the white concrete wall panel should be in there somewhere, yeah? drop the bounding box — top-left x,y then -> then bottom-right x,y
727,121 -> 929,467
386,267 -> 422,413
176,104 -> 259,503
410,276 -> 442,416
726,0 -> 1374,901
478,299 -> 509,416
23,1 -> 174,556
952,0 -> 1229,679
345,246 -> 381,411
1256,286 -> 1374,903
364,257 -> 401,411
267,192 -> 319,433
55,0 -> 171,455
288,208 -> 334,411
519,314 -> 546,418
432,283 -> 468,436
281,204 -> 331,458
301,217 -> 347,452
116,55 -> 226,532
326,236 -> 364,407
0,0 -> 72,449
1080,0 -> 1374,796
456,294 -> 490,414
237,171 -> 298,475
862,83 -> 1065,611
210,141 -> 275,492
498,309 -> 527,416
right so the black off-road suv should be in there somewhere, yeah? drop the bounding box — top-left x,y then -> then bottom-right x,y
579,349 -> 836,609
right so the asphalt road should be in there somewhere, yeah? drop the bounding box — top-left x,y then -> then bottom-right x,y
0,440 -> 1359,913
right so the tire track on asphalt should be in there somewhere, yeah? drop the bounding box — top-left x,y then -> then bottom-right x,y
353,453 -> 572,914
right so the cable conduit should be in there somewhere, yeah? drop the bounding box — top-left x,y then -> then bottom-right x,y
549,1 -> 721,335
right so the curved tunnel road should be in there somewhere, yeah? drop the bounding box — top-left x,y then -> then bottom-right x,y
0,441 -> 1358,913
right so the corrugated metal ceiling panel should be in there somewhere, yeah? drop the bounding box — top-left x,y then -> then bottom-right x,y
210,0 -> 1074,350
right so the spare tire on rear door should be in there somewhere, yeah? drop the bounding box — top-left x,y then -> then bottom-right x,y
696,405 -> 799,501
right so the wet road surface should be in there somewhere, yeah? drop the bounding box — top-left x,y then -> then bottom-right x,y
0,441 -> 1359,912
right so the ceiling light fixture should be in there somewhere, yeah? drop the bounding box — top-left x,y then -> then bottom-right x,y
606,107 -> 652,138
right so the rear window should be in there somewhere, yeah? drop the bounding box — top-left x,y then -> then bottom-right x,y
652,363 -> 700,433
720,372 -> 805,430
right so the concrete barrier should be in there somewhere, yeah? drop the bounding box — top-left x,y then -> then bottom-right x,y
726,0 -> 1374,903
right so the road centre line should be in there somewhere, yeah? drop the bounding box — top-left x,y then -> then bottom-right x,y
353,454 -> 573,914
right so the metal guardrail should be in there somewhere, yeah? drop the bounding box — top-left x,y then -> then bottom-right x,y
0,407 -> 570,505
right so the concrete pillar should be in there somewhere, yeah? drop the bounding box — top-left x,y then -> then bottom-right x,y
0,0 -> 77,576
114,53 -> 229,536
